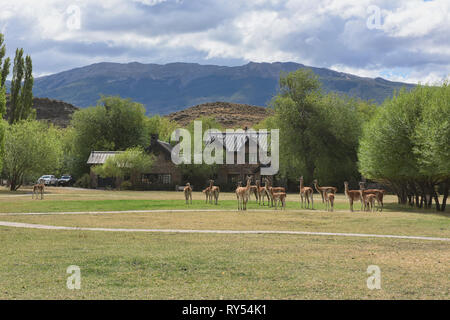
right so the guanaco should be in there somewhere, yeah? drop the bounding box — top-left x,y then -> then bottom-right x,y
184,182 -> 192,204
236,176 -> 252,211
209,180 -> 220,205
32,179 -> 45,200
324,190 -> 335,212
344,181 -> 363,212
299,176 -> 314,209
313,179 -> 338,203
362,192 -> 377,212
359,182 -> 385,212
265,177 -> 285,207
249,179 -> 260,203
270,187 -> 286,210
202,186 -> 211,203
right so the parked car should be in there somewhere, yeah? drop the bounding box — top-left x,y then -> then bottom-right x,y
58,175 -> 74,187
38,175 -> 58,186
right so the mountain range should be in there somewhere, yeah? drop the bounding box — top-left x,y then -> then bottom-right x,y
28,61 -> 415,115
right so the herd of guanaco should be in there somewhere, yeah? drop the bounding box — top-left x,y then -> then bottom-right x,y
184,177 -> 385,213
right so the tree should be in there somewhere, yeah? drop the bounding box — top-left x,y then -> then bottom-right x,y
145,115 -> 178,142
0,33 -> 10,89
3,120 -> 63,191
92,147 -> 154,188
69,96 -> 149,178
270,69 -> 369,188
9,48 -> 34,124
178,117 -> 223,187
0,33 -> 10,172
358,83 -> 449,211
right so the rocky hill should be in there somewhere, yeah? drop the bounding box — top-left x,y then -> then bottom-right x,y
5,96 -> 79,127
166,102 -> 272,128
30,61 -> 416,114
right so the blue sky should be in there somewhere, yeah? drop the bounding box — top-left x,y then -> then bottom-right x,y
0,0 -> 448,84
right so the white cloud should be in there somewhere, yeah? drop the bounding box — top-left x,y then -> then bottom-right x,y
0,0 -> 448,84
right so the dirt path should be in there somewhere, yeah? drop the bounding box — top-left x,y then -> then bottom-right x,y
0,220 -> 448,242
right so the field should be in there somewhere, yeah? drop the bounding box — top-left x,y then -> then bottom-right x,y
0,186 -> 448,299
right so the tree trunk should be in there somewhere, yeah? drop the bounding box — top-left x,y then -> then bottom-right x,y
432,190 -> 441,211
440,182 -> 448,212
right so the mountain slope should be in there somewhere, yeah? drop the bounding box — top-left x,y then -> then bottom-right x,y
31,61 -> 415,114
4,95 -> 78,127
166,101 -> 272,128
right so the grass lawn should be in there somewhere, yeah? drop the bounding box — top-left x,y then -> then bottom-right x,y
0,187 -> 448,299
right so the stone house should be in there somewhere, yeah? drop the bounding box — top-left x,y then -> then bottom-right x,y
87,134 -> 182,190
87,131 -> 272,191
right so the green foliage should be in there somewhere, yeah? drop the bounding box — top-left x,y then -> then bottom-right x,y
145,115 -> 178,142
178,117 -> 223,187
358,83 -> 449,209
74,173 -> 92,189
8,48 -> 34,124
270,69 -> 369,187
0,33 -> 10,88
69,96 -> 149,177
3,120 -> 64,190
92,147 -> 154,188
413,82 -> 450,179
120,180 -> 133,190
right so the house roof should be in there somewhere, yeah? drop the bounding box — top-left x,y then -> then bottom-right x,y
155,140 -> 173,154
205,131 -> 269,153
87,151 -> 123,165
87,139 -> 173,165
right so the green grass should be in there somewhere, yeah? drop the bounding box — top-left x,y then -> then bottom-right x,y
0,189 -> 448,299
0,228 -> 448,299
1,197 -> 448,214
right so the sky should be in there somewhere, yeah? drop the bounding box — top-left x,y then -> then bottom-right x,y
0,0 -> 449,84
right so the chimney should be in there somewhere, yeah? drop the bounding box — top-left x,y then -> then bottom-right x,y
151,133 -> 159,145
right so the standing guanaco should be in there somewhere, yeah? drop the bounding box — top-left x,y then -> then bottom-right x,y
313,179 -> 338,203
359,182 -> 385,212
32,179 -> 45,200
299,176 -> 314,209
324,190 -> 335,212
265,177 -> 285,207
236,176 -> 252,211
202,186 -> 211,203
270,187 -> 286,210
209,180 -> 220,205
184,182 -> 192,204
344,181 -> 362,212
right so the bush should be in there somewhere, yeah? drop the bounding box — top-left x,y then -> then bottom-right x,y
74,173 -> 91,189
120,180 -> 132,190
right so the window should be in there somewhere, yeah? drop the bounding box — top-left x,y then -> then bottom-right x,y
228,174 -> 240,184
159,174 -> 171,184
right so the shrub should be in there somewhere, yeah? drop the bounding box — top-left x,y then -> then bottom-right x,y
74,173 -> 91,189
120,180 -> 132,190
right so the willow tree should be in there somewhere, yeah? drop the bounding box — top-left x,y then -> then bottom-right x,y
271,68 -> 368,188
359,83 -> 449,210
3,121 -> 63,191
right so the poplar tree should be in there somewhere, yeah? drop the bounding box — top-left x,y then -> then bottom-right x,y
0,33 -> 10,116
9,48 -> 34,124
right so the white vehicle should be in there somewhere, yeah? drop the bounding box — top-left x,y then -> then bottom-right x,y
38,175 -> 58,186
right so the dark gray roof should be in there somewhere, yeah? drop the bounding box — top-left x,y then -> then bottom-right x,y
87,151 -> 123,164
205,131 -> 269,152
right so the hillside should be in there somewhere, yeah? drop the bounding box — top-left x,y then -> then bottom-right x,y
166,102 -> 272,128
5,96 -> 79,127
30,61 -> 415,114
